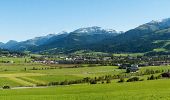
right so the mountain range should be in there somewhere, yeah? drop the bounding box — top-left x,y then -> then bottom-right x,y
1,18 -> 170,55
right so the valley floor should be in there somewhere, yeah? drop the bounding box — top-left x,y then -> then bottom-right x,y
0,59 -> 170,100
0,79 -> 170,100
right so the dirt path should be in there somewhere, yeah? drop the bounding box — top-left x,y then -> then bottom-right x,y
11,86 -> 48,89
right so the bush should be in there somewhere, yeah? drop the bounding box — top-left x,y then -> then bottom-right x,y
90,80 -> 97,84
118,78 -> 125,83
150,75 -> 155,80
60,80 -> 69,85
106,79 -> 111,84
139,79 -> 144,81
48,82 -> 59,86
148,74 -> 162,80
101,81 -> 105,84
36,83 -> 47,86
127,77 -> 139,82
3,86 -> 10,89
161,72 -> 170,78
157,75 -> 162,79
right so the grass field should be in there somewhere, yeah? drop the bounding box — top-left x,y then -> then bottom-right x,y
0,57 -> 31,63
0,79 -> 170,100
0,63 -> 125,87
112,53 -> 144,56
0,58 -> 170,99
139,65 -> 170,72
0,63 -> 168,87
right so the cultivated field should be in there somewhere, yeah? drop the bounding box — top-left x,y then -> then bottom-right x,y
0,62 -> 124,87
0,57 -> 170,100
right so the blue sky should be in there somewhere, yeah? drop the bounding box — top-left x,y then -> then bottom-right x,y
0,0 -> 170,42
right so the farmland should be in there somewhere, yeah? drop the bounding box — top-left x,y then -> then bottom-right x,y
0,56 -> 126,87
1,79 -> 170,100
0,57 -> 170,99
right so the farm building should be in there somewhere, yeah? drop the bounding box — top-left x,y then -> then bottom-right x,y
126,64 -> 139,73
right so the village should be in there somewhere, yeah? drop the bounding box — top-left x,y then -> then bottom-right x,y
29,54 -> 170,73
1,52 -> 170,73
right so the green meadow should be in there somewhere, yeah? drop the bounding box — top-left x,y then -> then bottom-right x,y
0,57 -> 169,99
0,64 -> 125,87
0,79 -> 170,100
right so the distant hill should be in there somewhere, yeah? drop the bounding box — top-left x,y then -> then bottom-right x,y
91,18 -> 170,53
2,18 -> 170,55
33,26 -> 119,53
0,26 -> 119,53
0,31 -> 69,51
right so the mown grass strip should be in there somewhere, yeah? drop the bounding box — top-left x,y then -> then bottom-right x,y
17,77 -> 46,85
8,77 -> 36,86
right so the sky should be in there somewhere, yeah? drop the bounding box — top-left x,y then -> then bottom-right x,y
0,0 -> 170,43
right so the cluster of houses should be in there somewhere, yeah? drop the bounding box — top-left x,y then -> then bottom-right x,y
33,60 -> 59,64
32,56 -> 113,64
148,61 -> 170,66
118,64 -> 139,73
31,55 -> 170,72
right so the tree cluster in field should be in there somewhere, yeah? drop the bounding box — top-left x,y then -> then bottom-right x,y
36,75 -> 114,87
48,75 -> 113,86
129,69 -> 170,77
45,69 -> 170,86
31,67 -> 57,70
118,73 -> 166,83
161,72 -> 170,78
31,67 -> 170,86
143,69 -> 163,75
48,70 -> 164,85
147,72 -> 170,80
127,77 -> 140,82
147,74 -> 162,80
118,77 -> 144,83
2,85 -> 10,89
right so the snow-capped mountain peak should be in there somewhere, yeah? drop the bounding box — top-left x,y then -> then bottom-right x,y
73,26 -> 118,34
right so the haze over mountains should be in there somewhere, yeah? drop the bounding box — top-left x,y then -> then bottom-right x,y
1,18 -> 170,54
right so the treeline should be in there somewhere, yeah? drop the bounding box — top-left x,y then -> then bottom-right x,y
118,74 -> 164,83
129,69 -> 170,76
145,51 -> 170,56
0,49 -> 27,57
36,75 -> 118,87
48,75 -> 113,86
48,69 -> 170,86
147,74 -> 162,80
38,69 -> 164,86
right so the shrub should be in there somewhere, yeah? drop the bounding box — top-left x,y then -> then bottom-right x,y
60,80 -> 69,85
150,75 -> 155,80
127,77 -> 139,82
161,72 -> 170,78
118,78 -> 125,83
101,81 -> 105,84
48,82 -> 60,86
106,79 -> 111,84
90,80 -> 97,84
147,74 -> 162,80
36,83 -> 47,86
3,86 -> 10,89
139,79 -> 144,81
157,75 -> 162,79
